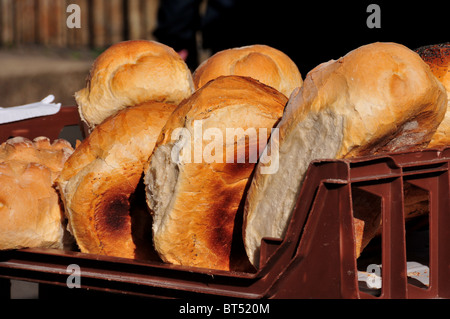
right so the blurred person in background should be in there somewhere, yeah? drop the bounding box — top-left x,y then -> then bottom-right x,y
153,0 -> 238,70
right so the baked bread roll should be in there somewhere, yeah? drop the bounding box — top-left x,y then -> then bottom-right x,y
56,102 -> 177,259
243,42 -> 448,268
144,75 -> 287,271
0,137 -> 74,250
193,44 -> 302,98
75,40 -> 194,130
415,43 -> 450,148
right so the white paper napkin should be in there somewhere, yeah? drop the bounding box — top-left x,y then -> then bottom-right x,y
0,95 -> 61,124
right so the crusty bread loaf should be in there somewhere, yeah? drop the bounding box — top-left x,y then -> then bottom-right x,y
243,42 -> 448,268
415,43 -> 450,148
75,40 -> 194,130
0,136 -> 74,182
0,137 -> 74,250
193,44 -> 302,98
56,102 -> 177,259
144,75 -> 287,271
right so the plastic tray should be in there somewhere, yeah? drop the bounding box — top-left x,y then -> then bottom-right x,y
0,106 -> 449,299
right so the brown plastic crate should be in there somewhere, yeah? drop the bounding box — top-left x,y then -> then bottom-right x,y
0,106 -> 87,143
0,107 -> 449,299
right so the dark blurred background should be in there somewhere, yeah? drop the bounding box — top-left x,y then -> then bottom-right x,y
0,0 -> 448,107
214,0 -> 448,76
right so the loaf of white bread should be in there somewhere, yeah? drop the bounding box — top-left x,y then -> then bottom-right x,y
243,42 -> 448,268
144,75 -> 287,271
75,40 -> 194,130
193,44 -> 303,98
56,102 -> 176,259
415,43 -> 450,148
0,137 -> 74,250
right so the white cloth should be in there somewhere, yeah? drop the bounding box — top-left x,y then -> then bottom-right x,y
0,95 -> 61,124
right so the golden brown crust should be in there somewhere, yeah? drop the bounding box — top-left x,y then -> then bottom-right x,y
415,43 -> 450,89
145,75 -> 287,271
0,136 -> 73,182
415,43 -> 450,148
57,102 -> 177,259
193,44 -> 302,98
75,40 -> 194,130
0,137 -> 74,250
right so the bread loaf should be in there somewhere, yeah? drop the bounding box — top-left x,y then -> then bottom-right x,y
57,102 -> 176,259
243,42 -> 448,267
0,137 -> 74,250
415,43 -> 450,148
144,75 -> 287,271
75,40 -> 194,130
193,44 -> 302,98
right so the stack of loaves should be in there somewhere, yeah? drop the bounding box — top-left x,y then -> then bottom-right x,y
56,40 -> 302,269
0,39 -> 448,274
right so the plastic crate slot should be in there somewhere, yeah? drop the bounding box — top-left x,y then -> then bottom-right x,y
401,161 -> 448,176
353,178 -> 408,298
403,171 -> 450,298
403,181 -> 430,291
352,186 -> 383,297
258,237 -> 283,268
349,156 -> 401,181
391,149 -> 443,165
57,124 -> 85,148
